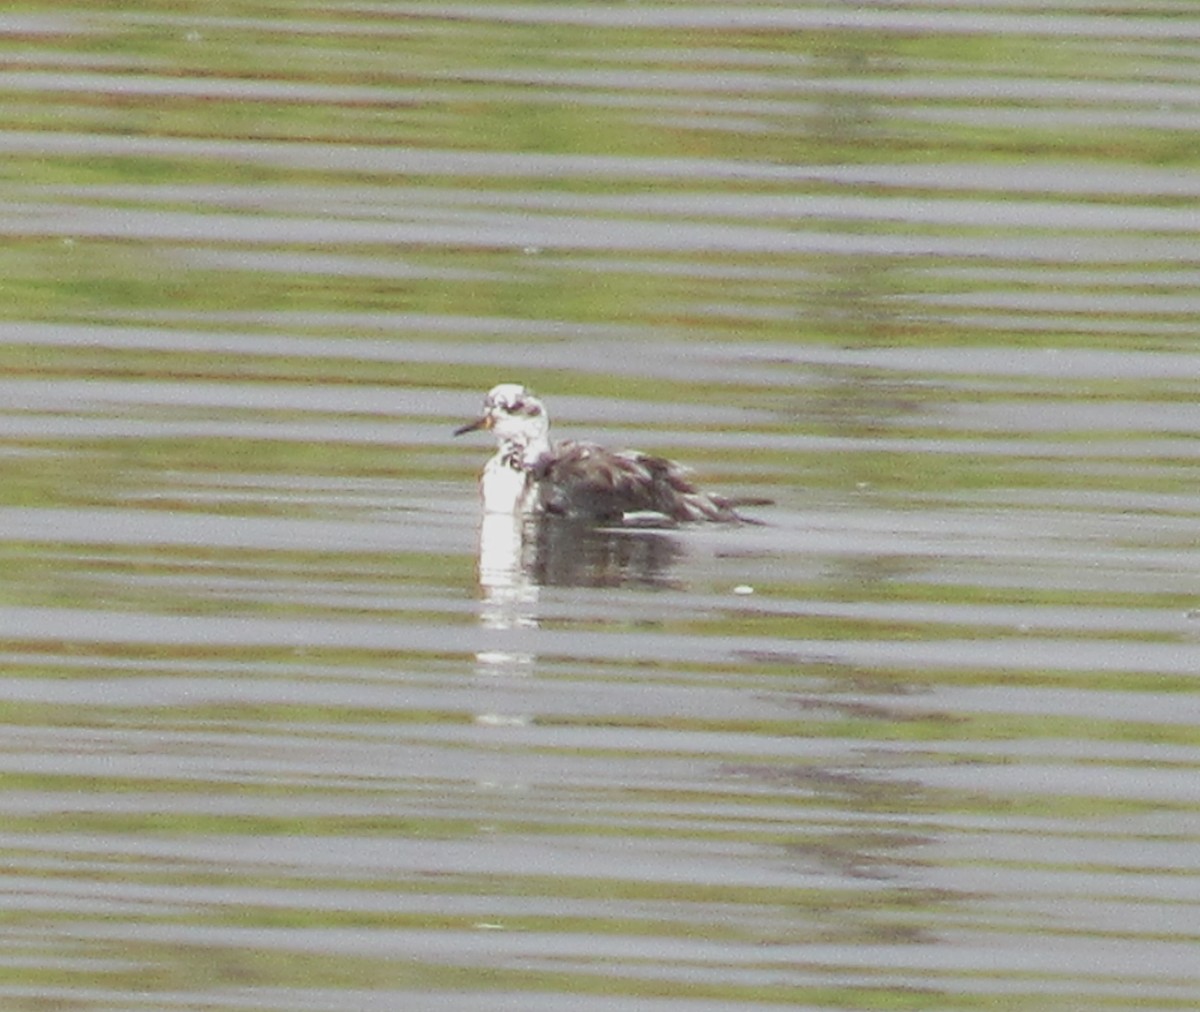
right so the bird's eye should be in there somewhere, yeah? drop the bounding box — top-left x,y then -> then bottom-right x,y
526,403 -> 541,416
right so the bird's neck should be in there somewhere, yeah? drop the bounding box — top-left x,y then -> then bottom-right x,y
500,433 -> 550,471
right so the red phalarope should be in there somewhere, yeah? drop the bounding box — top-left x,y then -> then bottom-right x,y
455,383 -> 767,524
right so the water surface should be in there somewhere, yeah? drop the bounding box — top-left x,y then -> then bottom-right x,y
1,3 -> 1198,1010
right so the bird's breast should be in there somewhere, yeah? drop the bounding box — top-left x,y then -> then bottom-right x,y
480,455 -> 536,514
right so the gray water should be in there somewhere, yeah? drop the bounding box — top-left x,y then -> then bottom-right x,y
1,4 -> 1199,1010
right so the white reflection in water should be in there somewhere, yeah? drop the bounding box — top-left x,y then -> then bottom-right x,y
475,511 -> 539,685
471,511 -> 689,705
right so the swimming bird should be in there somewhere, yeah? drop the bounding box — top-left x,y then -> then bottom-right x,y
454,383 -> 766,524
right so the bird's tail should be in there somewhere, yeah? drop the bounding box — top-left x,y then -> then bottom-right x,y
683,493 -> 772,524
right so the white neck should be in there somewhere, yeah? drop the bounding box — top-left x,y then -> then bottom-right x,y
480,438 -> 542,515
517,432 -> 551,468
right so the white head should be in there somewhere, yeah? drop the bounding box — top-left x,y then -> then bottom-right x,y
454,383 -> 551,461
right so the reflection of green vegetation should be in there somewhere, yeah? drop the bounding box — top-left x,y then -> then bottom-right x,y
3,3 -> 1194,351
0,540 -> 475,612
0,939 -> 973,1010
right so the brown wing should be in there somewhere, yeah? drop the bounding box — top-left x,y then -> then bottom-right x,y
533,441 -> 743,523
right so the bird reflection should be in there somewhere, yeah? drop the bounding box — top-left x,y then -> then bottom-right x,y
481,513 -> 684,595
471,512 -> 686,685
526,517 -> 684,589
475,512 -> 539,680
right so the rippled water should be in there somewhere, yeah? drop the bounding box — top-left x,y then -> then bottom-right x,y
2,4 -> 1199,1010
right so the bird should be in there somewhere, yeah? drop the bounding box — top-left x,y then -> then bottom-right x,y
454,383 -> 767,525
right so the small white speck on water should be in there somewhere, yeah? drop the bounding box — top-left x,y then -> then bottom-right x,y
733,585 -> 754,596
474,713 -> 528,727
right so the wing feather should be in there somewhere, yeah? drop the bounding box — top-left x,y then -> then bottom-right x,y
531,441 -> 744,523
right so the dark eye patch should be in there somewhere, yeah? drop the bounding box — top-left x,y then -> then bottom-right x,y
488,389 -> 536,414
